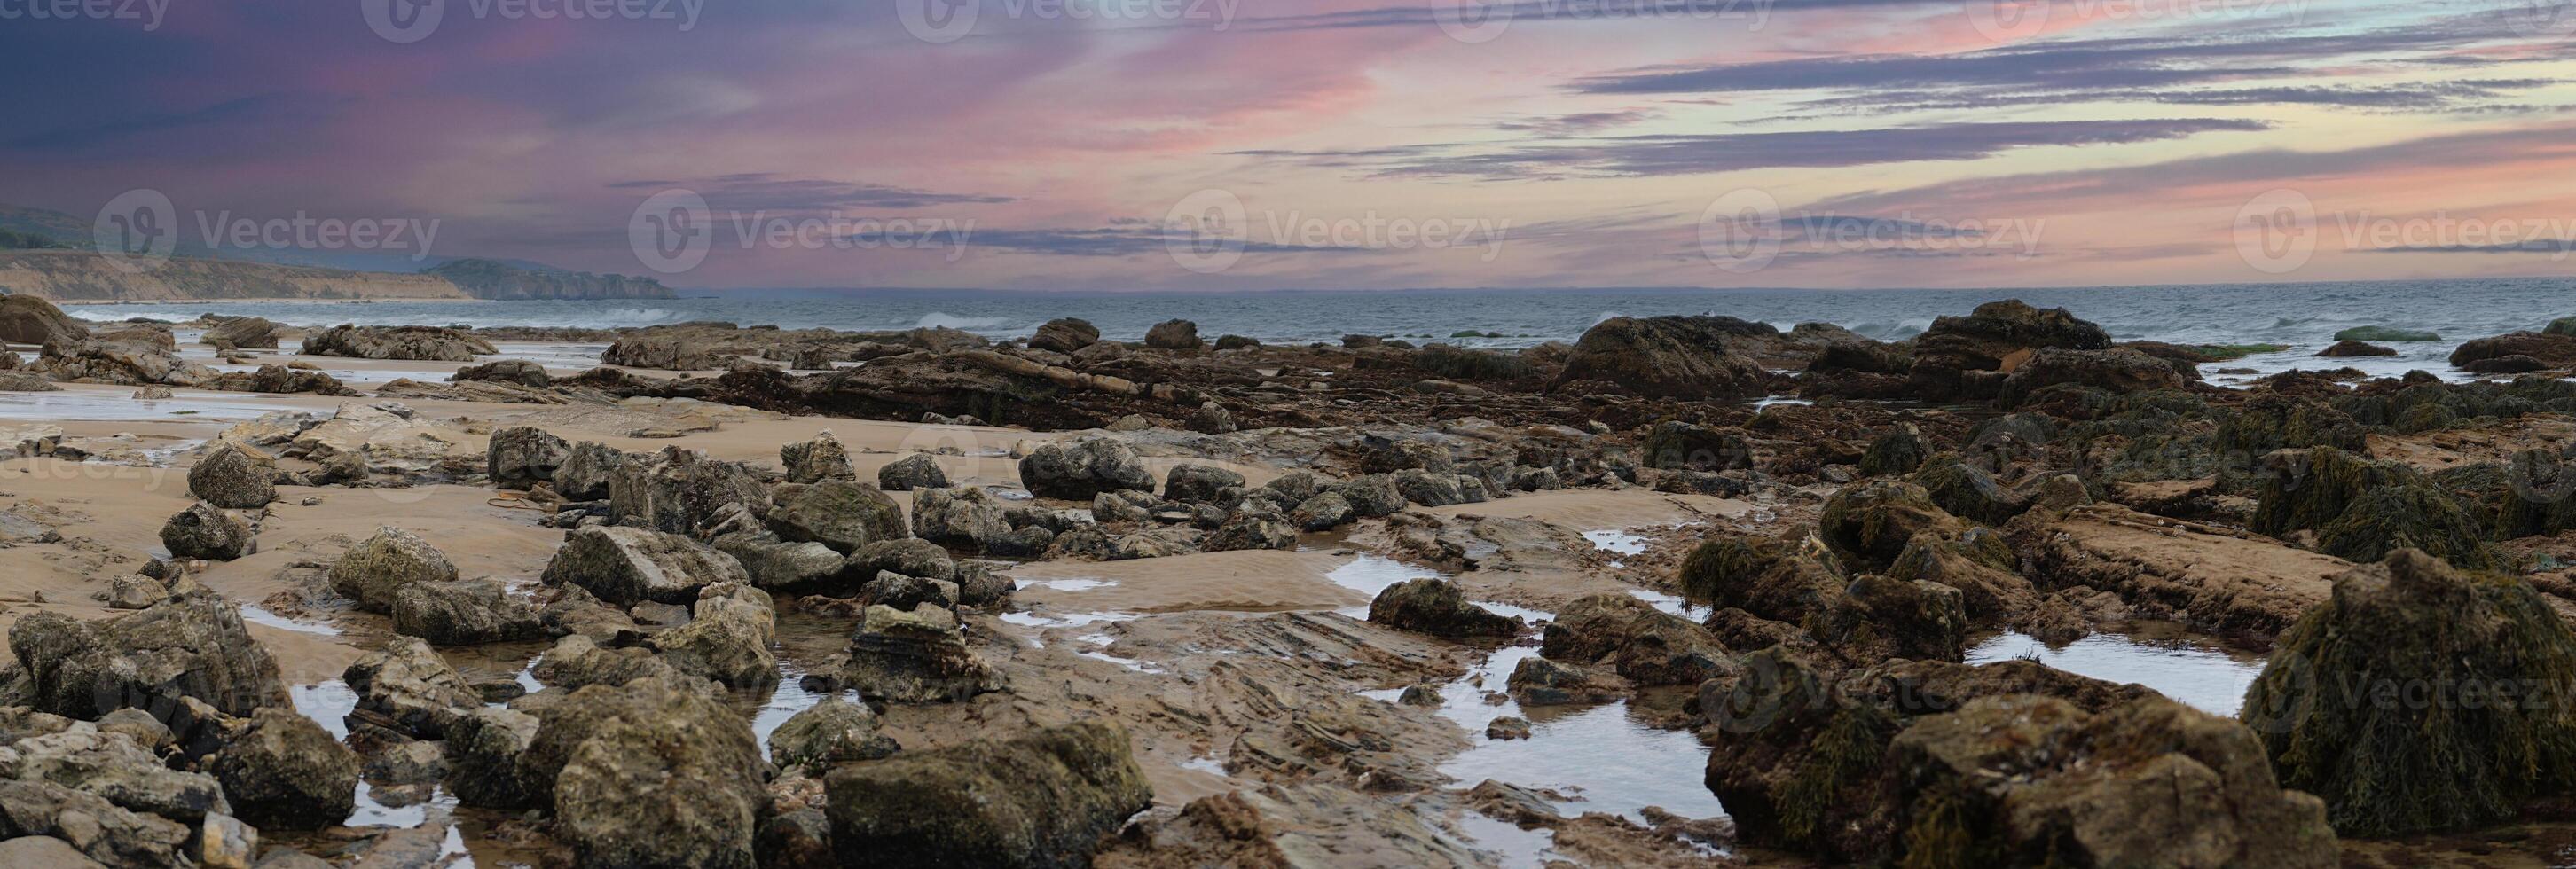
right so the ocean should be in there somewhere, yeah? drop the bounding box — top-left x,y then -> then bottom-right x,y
58,278 -> 2576,385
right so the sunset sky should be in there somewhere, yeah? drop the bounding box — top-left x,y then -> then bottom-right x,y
8,0 -> 2576,290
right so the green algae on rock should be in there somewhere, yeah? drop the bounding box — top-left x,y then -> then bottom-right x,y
2242,549 -> 2576,838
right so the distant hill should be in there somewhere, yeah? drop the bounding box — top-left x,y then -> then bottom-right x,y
426,258 -> 675,301
0,202 -> 677,301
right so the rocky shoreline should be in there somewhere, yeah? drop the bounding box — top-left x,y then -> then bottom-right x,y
0,294 -> 2570,865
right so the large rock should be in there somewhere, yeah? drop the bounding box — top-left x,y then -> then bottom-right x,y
1816,479 -> 1976,571
768,698 -> 899,771
554,441 -> 626,501
2243,549 -> 2576,836
344,636 -> 481,739
452,357 -> 552,387
781,431 -> 855,484
1638,420 -> 1751,471
2252,446 -> 2492,569
601,334 -> 724,370
1995,346 -> 2191,406
300,325 -> 494,362
1143,319 -> 1203,350
0,295 -> 89,346
158,502 -> 253,561
824,720 -> 1151,869
531,677 -> 768,869
327,527 -> 459,612
0,779 -> 191,868
647,583 -> 779,688
2009,503 -> 2347,643
0,724 -> 227,822
1366,578 -> 1520,638
1907,300 -> 2112,400
1888,695 -> 2333,868
2450,330 -> 2576,372
389,579 -> 544,645
1018,437 -> 1155,501
1541,594 -> 1732,685
1552,315 -> 1773,400
912,486 -> 1010,553
877,453 -> 949,491
609,447 -> 770,536
9,589 -> 290,720
838,604 -> 999,703
185,443 -> 273,509
1028,317 -> 1101,354
769,481 -> 907,553
208,708 -> 357,831
487,425 -> 569,489
202,317 -> 279,350
543,525 -> 750,606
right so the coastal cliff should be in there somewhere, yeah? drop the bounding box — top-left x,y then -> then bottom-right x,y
0,250 -> 471,301
425,258 -> 676,301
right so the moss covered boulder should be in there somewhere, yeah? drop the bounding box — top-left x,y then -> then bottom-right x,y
1818,480 -> 1978,571
2242,549 -> 2576,837
1638,419 -> 1752,471
1857,424 -> 1930,476
1366,578 -> 1521,639
825,719 -> 1151,869
2253,447 -> 2491,569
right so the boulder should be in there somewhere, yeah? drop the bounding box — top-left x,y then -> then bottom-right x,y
327,527 -> 459,612
344,636 -> 481,739
1028,317 -> 1101,354
543,525 -> 750,606
486,426 -> 569,489
1995,346 -> 2191,406
2251,446 -> 2490,569
1291,492 -> 1355,532
1541,594 -> 1732,685
601,334 -> 723,370
1857,425 -> 1929,476
825,720 -> 1151,869
208,708 -> 358,831
713,531 -> 845,594
1638,420 -> 1752,471
1366,578 -> 1521,638
769,481 -> 907,553
2450,330 -> 2576,371
911,486 -> 1010,553
1391,468 -> 1479,508
1552,316 -> 1773,400
647,583 -> 779,688
1161,464 -> 1244,505
847,538 -> 959,583
0,296 -> 88,346
0,779 -> 191,868
609,447 -> 770,536
2316,340 -> 2396,357
389,579 -> 544,645
554,441 -> 626,501
1908,300 -> 2112,400
158,503 -> 252,561
1332,475 -> 1406,519
531,635 -> 680,691
9,590 -> 290,720
877,453 -> 949,491
534,677 -> 769,869
1018,437 -> 1155,500
443,707 -> 540,808
1205,505 -> 1295,552
2010,503 -> 2346,643
781,431 -> 856,484
839,604 -> 999,703
1505,656 -> 1627,706
768,698 -> 899,771
185,444 -> 273,510
299,325 -> 494,362
1817,480 -> 1975,571
2242,549 -> 2576,836
1143,319 -> 1203,350
0,724 -> 227,822
452,357 -> 552,387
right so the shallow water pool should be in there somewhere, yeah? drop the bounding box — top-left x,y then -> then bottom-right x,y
1965,623 -> 2268,716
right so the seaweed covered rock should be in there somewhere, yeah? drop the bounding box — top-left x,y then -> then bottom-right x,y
1029,317 -> 1100,354
1552,315 -> 1774,400
826,719 -> 1151,869
1365,578 -> 1521,638
533,676 -> 769,869
1889,695 -> 2334,868
1540,594 -> 1732,685
328,527 -> 459,612
2451,331 -> 2576,372
2212,393 -> 2368,458
1017,437 -> 1155,500
1995,346 -> 2191,408
1415,344 -> 1530,381
1907,300 -> 2111,400
2242,549 -> 2576,837
838,604 -> 1000,703
1637,420 -> 1752,471
911,486 -> 1010,553
208,708 -> 358,831
2252,447 -> 2490,569
769,481 -> 907,553
2317,340 -> 2396,357
1857,425 -> 1929,476
768,698 -> 899,771
1817,479 -> 1977,571
1908,458 -> 2028,526
185,443 -> 273,509
1700,646 -> 1903,860
389,579 -> 544,645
